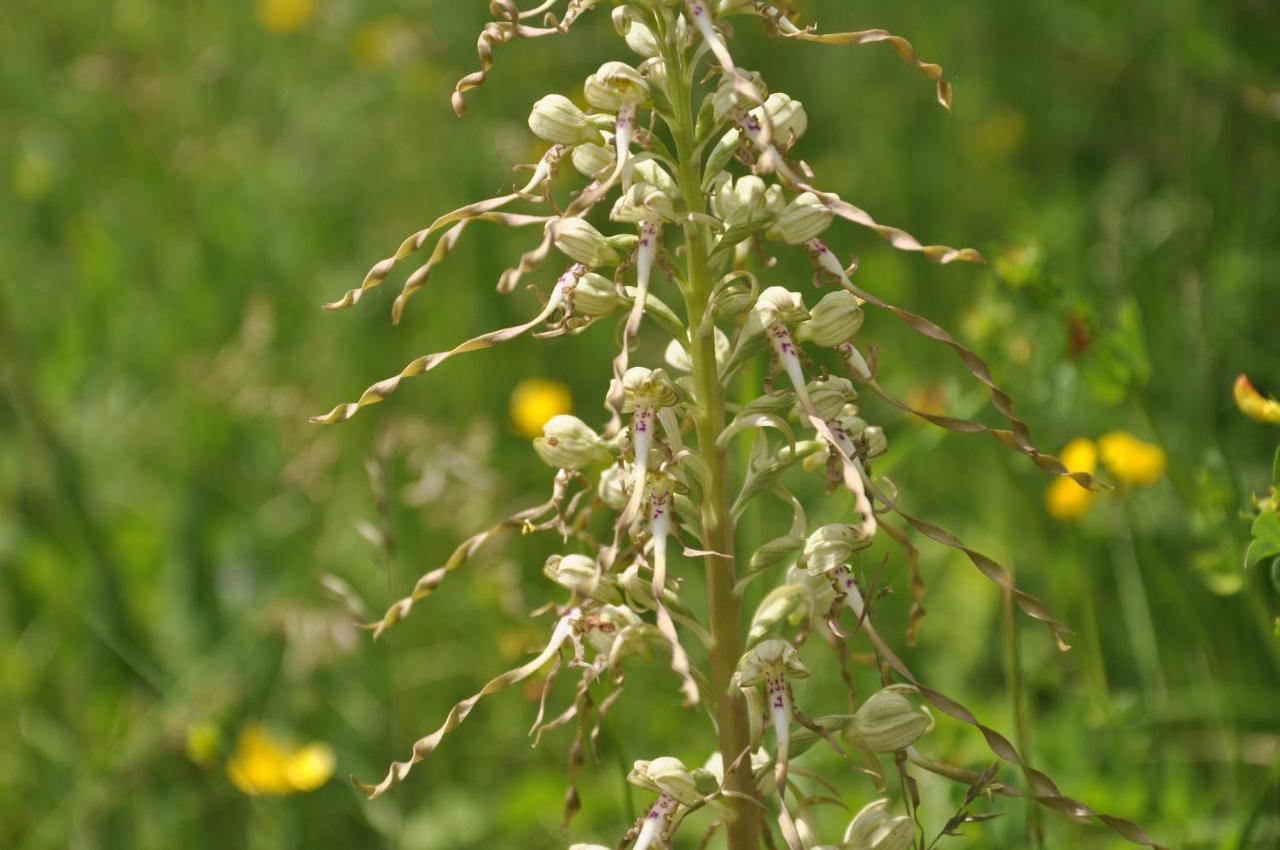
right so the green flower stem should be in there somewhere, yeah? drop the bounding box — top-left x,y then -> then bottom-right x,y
1000,582 -> 1042,848
664,28 -> 761,850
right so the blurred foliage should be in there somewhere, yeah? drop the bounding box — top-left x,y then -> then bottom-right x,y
2,0 -> 1278,848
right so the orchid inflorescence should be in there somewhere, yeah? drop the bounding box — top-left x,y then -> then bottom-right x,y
312,2 -> 1167,848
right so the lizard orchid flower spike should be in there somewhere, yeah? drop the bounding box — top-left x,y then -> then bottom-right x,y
314,4 -> 1168,848
355,607 -> 584,798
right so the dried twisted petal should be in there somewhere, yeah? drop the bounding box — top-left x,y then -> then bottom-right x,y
395,213 -> 551,323
836,278 -> 1109,492
753,3 -> 953,110
363,476 -> 571,638
452,3 -> 596,116
790,178 -> 983,264
311,270 -> 577,424
817,423 -> 1074,650
833,582 -> 1167,849
734,110 -> 982,264
321,196 -> 528,312
355,609 -> 581,798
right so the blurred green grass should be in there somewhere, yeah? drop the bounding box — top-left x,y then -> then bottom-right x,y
2,0 -> 1278,848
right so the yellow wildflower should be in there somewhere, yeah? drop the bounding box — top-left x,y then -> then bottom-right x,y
285,743 -> 339,792
1234,374 -> 1280,425
1098,431 -> 1166,488
256,0 -> 316,34
227,725 -> 334,796
1045,437 -> 1097,521
510,378 -> 573,439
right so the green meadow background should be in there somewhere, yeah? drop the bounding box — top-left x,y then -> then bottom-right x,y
2,0 -> 1278,848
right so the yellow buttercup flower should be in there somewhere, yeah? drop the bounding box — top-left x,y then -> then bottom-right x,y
286,743 -> 339,792
256,0 -> 316,34
1046,437 -> 1097,521
511,378 -> 573,439
1234,374 -> 1280,425
1098,431 -> 1166,489
226,725 -> 334,796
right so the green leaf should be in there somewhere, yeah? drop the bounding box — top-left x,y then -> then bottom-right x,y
1245,511 -> 1280,569
1272,446 -> 1279,488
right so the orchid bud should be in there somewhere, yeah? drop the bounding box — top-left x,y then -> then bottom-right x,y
638,55 -> 669,90
748,584 -> 810,643
803,523 -> 873,575
598,463 -> 631,511
584,604 -> 643,656
702,747 -> 771,784
571,141 -> 615,178
851,686 -> 934,753
533,415 -> 609,470
747,92 -> 808,144
804,376 -> 858,422
610,182 -> 675,224
555,218 -> 622,267
734,638 -> 809,687
832,411 -> 868,443
612,7 -> 661,57
843,799 -> 915,850
632,159 -> 678,196
800,290 -> 865,348
752,286 -> 808,329
628,757 -> 701,806
712,174 -> 772,228
544,554 -> 619,603
619,560 -> 658,610
608,623 -> 668,667
622,367 -> 678,413
748,533 -> 804,572
624,25 -> 660,59
528,94 -> 601,146
584,61 -> 651,113
711,70 -> 767,121
771,192 -> 832,245
785,564 -> 837,624
712,279 -> 756,320
573,272 -> 625,317
863,425 -> 888,459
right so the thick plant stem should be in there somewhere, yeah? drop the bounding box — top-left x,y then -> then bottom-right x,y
668,37 -> 760,850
